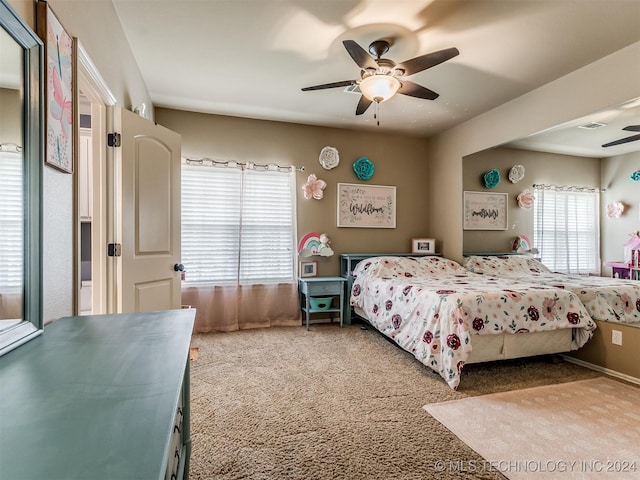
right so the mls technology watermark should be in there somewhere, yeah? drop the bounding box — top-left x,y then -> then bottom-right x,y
432,459 -> 638,474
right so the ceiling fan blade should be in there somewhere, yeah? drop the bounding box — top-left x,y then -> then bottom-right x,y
343,40 -> 377,70
398,80 -> 439,100
602,133 -> 640,148
622,125 -> 640,132
395,47 -> 459,76
301,80 -> 356,91
355,96 -> 373,115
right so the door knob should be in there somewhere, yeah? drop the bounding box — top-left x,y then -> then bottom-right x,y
174,263 -> 185,272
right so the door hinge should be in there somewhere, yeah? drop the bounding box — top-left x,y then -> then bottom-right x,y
107,243 -> 122,257
107,132 -> 121,147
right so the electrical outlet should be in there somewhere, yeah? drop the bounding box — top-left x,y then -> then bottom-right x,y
611,330 -> 623,346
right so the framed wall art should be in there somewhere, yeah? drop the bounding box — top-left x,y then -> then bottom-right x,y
37,0 -> 74,173
411,238 -> 435,254
299,261 -> 318,278
337,183 -> 396,228
463,191 -> 508,230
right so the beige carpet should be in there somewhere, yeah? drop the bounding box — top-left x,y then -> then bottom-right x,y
189,324 -> 606,480
424,377 -> 640,479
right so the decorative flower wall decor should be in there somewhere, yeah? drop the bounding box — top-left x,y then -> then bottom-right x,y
483,168 -> 500,189
606,201 -> 625,218
319,146 -> 339,170
517,189 -> 534,208
301,174 -> 327,200
353,157 -> 374,180
508,165 -> 525,183
630,170 -> 640,182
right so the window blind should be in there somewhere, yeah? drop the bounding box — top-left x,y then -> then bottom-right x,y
533,185 -> 600,274
181,162 -> 296,285
0,151 -> 23,290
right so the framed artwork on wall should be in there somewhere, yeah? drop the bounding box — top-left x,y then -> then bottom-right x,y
337,183 -> 396,228
37,0 -> 74,173
463,191 -> 508,230
299,261 -> 317,278
411,238 -> 435,254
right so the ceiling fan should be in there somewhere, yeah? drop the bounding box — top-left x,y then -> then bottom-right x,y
602,125 -> 640,147
302,39 -> 459,116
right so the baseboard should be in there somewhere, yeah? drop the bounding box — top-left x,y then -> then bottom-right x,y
561,355 -> 640,386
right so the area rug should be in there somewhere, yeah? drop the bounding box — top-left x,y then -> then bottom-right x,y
424,377 -> 640,479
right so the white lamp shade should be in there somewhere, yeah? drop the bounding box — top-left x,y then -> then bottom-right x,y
359,75 -> 401,102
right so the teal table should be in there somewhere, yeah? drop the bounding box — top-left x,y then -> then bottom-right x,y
0,309 -> 195,480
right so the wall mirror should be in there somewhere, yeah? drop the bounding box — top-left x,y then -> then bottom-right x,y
0,0 -> 43,355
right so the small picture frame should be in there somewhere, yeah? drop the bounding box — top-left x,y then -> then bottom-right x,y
299,261 -> 318,278
412,238 -> 435,254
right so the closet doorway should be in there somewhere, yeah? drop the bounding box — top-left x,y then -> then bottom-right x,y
74,41 -> 116,316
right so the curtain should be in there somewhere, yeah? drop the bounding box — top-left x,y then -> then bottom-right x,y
533,184 -> 600,274
182,283 -> 300,332
181,159 -> 300,332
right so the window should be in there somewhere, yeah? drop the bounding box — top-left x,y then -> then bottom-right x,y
181,161 -> 296,285
533,185 -> 600,274
0,150 -> 23,291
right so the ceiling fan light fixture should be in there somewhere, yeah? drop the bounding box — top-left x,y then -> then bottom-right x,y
359,75 -> 401,103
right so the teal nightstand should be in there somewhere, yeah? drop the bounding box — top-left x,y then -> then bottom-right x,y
298,276 -> 346,330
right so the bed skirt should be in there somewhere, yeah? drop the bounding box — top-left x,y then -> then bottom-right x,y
353,306 -> 573,365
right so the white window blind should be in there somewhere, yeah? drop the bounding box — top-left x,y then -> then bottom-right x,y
0,150 -> 23,290
533,185 -> 600,274
181,161 -> 296,285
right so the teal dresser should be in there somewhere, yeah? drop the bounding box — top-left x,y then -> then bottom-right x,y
0,309 -> 195,480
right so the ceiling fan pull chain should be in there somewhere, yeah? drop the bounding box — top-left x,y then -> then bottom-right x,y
375,100 -> 380,126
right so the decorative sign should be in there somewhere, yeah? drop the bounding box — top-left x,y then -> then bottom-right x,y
463,191 -> 508,230
337,183 -> 396,228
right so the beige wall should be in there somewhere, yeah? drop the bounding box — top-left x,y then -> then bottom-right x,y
601,151 -> 640,273
568,320 -> 640,379
462,147 -> 601,254
156,108 -> 432,276
429,42 -> 640,263
0,88 -> 20,144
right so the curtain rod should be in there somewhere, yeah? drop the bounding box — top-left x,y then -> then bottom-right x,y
0,143 -> 22,153
533,183 -> 600,193
184,157 -> 304,172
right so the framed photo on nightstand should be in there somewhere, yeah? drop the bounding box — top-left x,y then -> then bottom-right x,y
299,261 -> 318,278
412,238 -> 435,254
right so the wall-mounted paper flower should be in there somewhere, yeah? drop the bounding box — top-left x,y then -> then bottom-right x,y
319,146 -> 339,170
606,201 -> 625,218
517,189 -> 534,208
353,157 -> 374,180
302,174 -> 327,200
508,165 -> 525,183
483,168 -> 500,189
630,170 -> 640,182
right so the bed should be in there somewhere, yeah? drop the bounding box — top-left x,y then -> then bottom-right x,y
463,255 -> 640,325
349,255 -> 596,390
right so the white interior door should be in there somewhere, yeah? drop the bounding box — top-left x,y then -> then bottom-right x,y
109,107 -> 182,312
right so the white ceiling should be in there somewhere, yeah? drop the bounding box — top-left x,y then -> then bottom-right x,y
111,0 -> 640,157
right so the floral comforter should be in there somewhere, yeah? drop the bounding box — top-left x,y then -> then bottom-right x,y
464,256 -> 640,324
350,256 -> 595,390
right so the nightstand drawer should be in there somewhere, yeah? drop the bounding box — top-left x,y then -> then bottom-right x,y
303,281 -> 343,295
